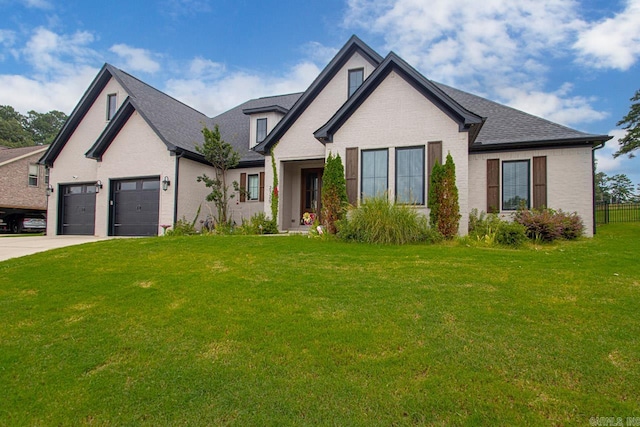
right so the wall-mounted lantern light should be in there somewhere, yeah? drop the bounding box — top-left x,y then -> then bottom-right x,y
46,184 -> 54,196
162,176 -> 170,191
95,180 -> 103,193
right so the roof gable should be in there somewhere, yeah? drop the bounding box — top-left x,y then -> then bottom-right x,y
314,52 -> 485,143
254,35 -> 383,154
41,64 -> 212,166
0,145 -> 49,167
40,64 -> 113,166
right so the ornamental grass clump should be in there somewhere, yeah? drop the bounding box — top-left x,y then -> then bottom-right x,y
337,196 -> 440,244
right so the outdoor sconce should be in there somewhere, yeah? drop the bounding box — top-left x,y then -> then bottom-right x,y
95,180 -> 103,193
162,176 -> 170,191
46,184 -> 54,196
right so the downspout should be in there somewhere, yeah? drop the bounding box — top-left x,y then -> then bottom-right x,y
173,150 -> 184,224
592,140 -> 606,235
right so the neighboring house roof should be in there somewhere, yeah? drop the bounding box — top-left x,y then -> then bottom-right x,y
211,93 -> 302,165
0,145 -> 49,167
254,35 -> 384,154
435,83 -> 611,150
314,52 -> 485,143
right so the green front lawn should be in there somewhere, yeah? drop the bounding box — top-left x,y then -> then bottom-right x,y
1,225 -> 639,425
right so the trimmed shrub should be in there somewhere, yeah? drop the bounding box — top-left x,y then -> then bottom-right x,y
428,153 -> 461,239
321,152 -> 348,234
495,221 -> 528,246
337,196 -> 440,244
514,207 -> 584,242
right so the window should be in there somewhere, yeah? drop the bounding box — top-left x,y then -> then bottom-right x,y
107,93 -> 117,120
28,163 -> 39,186
502,160 -> 530,210
44,167 -> 50,185
247,174 -> 259,201
396,146 -> 425,205
256,118 -> 267,144
361,149 -> 388,200
348,68 -> 364,97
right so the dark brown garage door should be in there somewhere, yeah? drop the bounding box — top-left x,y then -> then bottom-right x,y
111,178 -> 160,236
60,184 -> 96,235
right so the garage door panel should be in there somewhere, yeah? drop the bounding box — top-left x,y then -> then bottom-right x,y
61,185 -> 96,235
112,178 -> 160,236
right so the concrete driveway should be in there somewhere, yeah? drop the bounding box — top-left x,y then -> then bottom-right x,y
0,235 -> 112,262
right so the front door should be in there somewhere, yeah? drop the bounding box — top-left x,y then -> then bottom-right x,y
300,168 -> 323,225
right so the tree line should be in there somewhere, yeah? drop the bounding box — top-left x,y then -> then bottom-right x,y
0,105 -> 68,148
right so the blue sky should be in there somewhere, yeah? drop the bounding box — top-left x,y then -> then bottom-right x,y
1,0 -> 639,186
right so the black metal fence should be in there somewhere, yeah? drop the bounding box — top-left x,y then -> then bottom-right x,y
595,202 -> 640,224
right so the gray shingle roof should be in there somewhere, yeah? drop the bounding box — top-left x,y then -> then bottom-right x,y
211,93 -> 302,163
108,65 -> 211,154
434,83 -> 607,147
0,145 -> 48,165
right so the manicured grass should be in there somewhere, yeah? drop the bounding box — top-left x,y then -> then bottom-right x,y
1,225 -> 639,425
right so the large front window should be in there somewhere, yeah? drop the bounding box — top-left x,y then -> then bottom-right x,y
502,160 -> 530,210
361,149 -> 388,200
396,146 -> 425,205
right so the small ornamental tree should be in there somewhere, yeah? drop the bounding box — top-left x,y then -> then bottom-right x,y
196,124 -> 241,225
321,152 -> 348,234
428,153 -> 461,239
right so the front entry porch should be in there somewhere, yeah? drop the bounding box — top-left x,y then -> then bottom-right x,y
280,159 -> 325,232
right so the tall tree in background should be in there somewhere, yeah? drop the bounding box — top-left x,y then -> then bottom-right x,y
614,89 -> 640,158
0,106 -> 33,147
196,124 -> 241,226
25,110 -> 68,145
607,173 -> 635,203
0,105 -> 68,147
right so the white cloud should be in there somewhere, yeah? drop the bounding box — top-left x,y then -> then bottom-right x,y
165,60 -> 320,116
22,0 -> 52,9
496,84 -> 609,127
574,0 -> 640,70
342,0 -> 613,127
0,66 -> 98,114
188,57 -> 225,79
109,44 -> 161,74
22,27 -> 97,73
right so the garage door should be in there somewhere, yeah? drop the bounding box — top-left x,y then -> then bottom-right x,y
111,178 -> 160,236
60,184 -> 96,235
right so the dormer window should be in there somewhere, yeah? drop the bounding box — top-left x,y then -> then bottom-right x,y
107,93 -> 117,121
348,68 -> 364,97
256,118 -> 267,144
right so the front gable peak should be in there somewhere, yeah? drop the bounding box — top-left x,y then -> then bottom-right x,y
314,52 -> 485,143
253,35 -> 384,154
